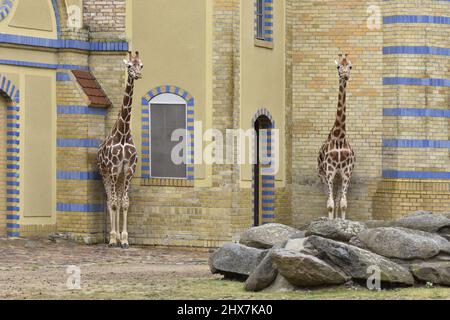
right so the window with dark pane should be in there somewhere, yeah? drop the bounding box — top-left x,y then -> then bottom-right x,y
151,104 -> 187,178
256,0 -> 265,40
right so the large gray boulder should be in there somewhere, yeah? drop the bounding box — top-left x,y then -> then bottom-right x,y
271,249 -> 349,287
209,243 -> 267,279
306,236 -> 414,286
394,211 -> 450,233
357,227 -> 450,260
244,250 -> 278,292
410,262 -> 450,286
239,223 -> 301,249
305,218 -> 366,242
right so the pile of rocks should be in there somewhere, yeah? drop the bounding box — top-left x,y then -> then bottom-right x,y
209,211 -> 450,291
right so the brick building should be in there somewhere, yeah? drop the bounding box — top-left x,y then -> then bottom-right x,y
0,0 -> 448,247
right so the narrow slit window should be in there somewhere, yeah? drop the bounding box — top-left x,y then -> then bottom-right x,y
256,0 -> 265,40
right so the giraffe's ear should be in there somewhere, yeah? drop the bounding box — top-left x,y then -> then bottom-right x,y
335,60 -> 339,66
123,59 -> 128,65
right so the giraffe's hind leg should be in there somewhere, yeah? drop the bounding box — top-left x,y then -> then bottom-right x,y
325,171 -> 337,220
340,174 -> 351,220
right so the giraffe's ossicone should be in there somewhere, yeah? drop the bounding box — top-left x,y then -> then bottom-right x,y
317,54 -> 356,220
97,51 -> 144,248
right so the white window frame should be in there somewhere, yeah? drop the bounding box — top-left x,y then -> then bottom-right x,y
149,93 -> 188,180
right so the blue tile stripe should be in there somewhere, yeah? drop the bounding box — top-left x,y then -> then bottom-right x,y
57,139 -> 101,148
0,0 -> 14,22
383,46 -> 450,56
383,139 -> 450,149
0,59 -> 89,71
57,105 -> 108,116
0,33 -> 129,51
383,170 -> 450,180
57,171 -> 101,181
56,72 -> 71,82
383,108 -> 450,118
383,15 -> 450,25
383,77 -> 450,87
1,75 -> 21,237
142,85 -> 195,181
0,74 -> 20,103
57,203 -> 105,213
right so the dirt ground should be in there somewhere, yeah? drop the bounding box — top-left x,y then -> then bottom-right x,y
0,238 -> 449,300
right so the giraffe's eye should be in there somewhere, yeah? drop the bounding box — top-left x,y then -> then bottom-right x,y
349,66 -> 352,70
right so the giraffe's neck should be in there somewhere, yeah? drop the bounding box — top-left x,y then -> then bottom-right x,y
113,75 -> 134,138
330,78 -> 347,141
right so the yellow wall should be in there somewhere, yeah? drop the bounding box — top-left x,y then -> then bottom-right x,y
0,65 -> 57,226
240,0 -> 286,186
24,75 -> 55,218
128,0 -> 212,186
0,0 -> 58,39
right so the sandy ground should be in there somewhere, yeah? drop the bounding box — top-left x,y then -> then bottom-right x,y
0,237 -> 217,300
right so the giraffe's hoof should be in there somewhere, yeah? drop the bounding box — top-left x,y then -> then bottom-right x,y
121,243 -> 130,249
108,242 -> 119,248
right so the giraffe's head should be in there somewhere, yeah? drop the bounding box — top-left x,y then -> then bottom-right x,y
335,54 -> 352,81
123,51 -> 144,80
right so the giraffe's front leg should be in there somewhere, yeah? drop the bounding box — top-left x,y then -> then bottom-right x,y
108,193 -> 120,247
121,193 -> 130,249
326,182 -> 335,220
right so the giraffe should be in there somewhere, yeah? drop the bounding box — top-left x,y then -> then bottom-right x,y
317,54 -> 356,220
97,51 -> 143,248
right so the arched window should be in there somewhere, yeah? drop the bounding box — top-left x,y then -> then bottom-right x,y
148,93 -> 187,179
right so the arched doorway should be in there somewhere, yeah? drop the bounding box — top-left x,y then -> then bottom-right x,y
253,114 -> 275,226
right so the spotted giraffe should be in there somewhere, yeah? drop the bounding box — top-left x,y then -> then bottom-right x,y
97,51 -> 144,248
318,54 -> 356,220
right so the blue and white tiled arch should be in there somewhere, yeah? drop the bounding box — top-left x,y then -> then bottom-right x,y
0,74 -> 20,238
141,85 -> 195,181
252,108 -> 275,225
0,0 -> 14,22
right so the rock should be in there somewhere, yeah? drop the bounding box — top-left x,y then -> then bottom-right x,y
305,218 -> 366,242
264,274 -> 296,292
244,251 -> 278,292
289,230 -> 306,239
394,211 -> 450,233
306,236 -> 414,286
364,220 -> 395,229
357,227 -> 450,260
209,243 -> 267,279
271,249 -> 348,287
439,227 -> 450,241
239,223 -> 300,249
284,237 -> 318,255
348,236 -> 367,249
410,262 -> 450,286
